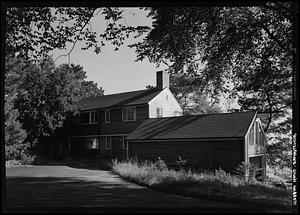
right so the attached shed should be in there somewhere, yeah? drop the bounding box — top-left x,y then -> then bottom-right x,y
126,111 -> 267,180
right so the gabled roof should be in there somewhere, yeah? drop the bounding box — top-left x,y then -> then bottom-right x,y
79,88 -> 162,111
127,111 -> 257,141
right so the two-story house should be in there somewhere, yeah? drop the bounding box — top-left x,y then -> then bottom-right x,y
67,71 -> 182,160
47,71 -> 267,180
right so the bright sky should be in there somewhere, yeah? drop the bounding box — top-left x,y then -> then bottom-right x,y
50,7 -> 239,111
51,8 -> 166,95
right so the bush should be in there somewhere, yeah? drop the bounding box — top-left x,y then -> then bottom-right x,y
20,152 -> 36,165
6,160 -> 22,167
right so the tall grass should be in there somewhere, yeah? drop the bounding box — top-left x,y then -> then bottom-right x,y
112,158 -> 292,210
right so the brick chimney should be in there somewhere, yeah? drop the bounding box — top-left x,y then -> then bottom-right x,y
156,71 -> 169,89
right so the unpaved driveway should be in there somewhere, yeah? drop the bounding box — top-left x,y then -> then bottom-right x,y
5,166 -> 254,210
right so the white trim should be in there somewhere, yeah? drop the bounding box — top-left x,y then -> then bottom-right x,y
249,154 -> 266,158
122,106 -> 136,122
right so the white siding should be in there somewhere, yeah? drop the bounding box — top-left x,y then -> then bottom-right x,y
148,88 -> 182,118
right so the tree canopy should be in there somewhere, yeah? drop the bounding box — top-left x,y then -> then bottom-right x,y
5,56 -> 103,156
5,7 -> 149,61
4,4 -> 296,169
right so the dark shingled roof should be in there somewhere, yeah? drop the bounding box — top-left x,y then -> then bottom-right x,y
127,111 -> 256,140
79,88 -> 162,110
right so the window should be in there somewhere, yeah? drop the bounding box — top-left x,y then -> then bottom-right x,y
105,109 -> 110,123
80,111 -> 98,124
122,107 -> 136,121
166,95 -> 168,100
122,137 -> 128,150
90,111 -> 98,124
85,138 -> 99,149
105,137 -> 112,149
156,108 -> 163,118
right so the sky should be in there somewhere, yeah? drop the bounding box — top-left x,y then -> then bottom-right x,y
50,7 -> 239,111
51,8 -> 166,95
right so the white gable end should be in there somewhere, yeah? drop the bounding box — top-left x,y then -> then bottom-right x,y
148,87 -> 182,118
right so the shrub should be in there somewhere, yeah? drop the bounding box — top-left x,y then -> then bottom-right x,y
154,157 -> 168,171
6,160 -> 22,167
175,156 -> 188,171
20,152 -> 36,165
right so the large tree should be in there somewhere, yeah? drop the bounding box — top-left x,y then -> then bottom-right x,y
128,4 -> 295,169
5,56 -> 103,156
169,73 -> 222,115
5,7 -> 149,61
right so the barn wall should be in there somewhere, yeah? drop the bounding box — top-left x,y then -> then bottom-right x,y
129,139 -> 244,172
148,88 -> 182,118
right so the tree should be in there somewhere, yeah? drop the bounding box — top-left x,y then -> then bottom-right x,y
128,4 -> 295,169
170,73 -> 222,115
4,93 -> 28,160
130,5 -> 293,118
5,7 -> 150,61
8,56 -> 103,151
4,56 -> 29,160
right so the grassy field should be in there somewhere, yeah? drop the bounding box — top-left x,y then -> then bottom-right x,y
112,159 -> 292,210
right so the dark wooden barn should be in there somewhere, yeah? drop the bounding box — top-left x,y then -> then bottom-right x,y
126,111 -> 267,180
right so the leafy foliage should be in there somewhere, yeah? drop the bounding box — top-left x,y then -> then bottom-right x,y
170,73 -> 222,115
5,56 -> 103,157
130,5 -> 294,169
6,7 -> 150,61
4,94 -> 28,160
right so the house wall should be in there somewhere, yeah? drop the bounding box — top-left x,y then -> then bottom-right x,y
99,105 -> 149,135
148,88 -> 182,118
128,139 -> 244,172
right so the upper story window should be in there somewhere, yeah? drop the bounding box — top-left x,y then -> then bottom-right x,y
105,109 -> 110,123
80,111 -> 98,124
156,108 -> 163,118
122,107 -> 136,121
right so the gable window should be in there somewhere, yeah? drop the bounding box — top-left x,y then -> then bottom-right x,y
156,108 -> 163,118
122,107 -> 136,121
80,111 -> 98,124
105,136 -> 112,149
105,109 -> 110,123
